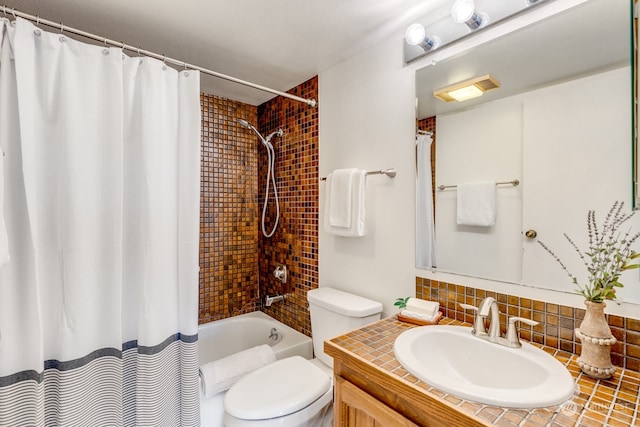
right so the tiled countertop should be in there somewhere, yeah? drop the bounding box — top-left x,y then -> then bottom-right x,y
327,316 -> 640,426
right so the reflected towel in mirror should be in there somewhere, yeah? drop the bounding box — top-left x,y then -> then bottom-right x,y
456,181 -> 497,226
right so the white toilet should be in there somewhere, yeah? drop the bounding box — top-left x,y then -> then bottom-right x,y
222,287 -> 383,426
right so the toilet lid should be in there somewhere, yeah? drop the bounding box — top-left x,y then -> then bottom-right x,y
224,356 -> 331,420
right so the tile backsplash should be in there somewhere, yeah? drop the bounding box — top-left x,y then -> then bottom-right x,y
416,277 -> 640,371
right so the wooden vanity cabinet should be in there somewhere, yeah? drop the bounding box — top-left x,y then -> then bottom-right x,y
326,343 -> 489,427
335,375 -> 419,426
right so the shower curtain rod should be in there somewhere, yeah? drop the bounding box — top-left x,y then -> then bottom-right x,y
1,5 -> 318,108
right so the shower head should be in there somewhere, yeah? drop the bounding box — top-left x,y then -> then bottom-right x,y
236,118 -> 284,147
237,119 -> 252,129
237,118 -> 267,146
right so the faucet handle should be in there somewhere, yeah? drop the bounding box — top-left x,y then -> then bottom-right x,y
459,303 -> 478,312
506,316 -> 539,347
459,303 -> 486,335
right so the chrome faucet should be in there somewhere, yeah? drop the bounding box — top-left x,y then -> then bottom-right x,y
460,297 -> 539,348
477,297 -> 501,339
265,294 -> 285,307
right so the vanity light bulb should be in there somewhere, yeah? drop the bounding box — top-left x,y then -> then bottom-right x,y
405,24 -> 441,52
451,0 -> 486,30
405,23 -> 426,46
451,0 -> 476,23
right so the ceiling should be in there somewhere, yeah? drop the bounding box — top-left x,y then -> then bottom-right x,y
1,0 -> 449,105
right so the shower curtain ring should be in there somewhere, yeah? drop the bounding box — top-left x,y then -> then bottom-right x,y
3,6 -> 7,17
59,22 -> 64,33
11,7 -> 17,18
35,15 -> 40,26
162,54 -> 166,63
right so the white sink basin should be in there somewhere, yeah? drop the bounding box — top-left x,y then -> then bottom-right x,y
393,325 -> 575,408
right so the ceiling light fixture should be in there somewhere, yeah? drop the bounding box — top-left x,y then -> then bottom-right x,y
451,0 -> 487,30
433,74 -> 500,102
405,23 -> 441,52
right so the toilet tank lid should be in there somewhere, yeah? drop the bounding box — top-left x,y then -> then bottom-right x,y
307,287 -> 383,317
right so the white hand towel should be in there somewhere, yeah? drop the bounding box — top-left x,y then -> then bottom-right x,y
328,168 -> 356,228
406,298 -> 439,317
324,169 -> 366,237
456,181 -> 497,226
401,309 -> 438,322
199,344 -> 276,398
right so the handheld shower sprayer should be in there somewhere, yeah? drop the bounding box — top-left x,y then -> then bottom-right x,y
237,119 -> 251,128
236,118 -> 283,238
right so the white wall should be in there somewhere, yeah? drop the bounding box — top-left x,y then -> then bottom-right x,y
318,34 -> 416,316
318,0 -> 640,320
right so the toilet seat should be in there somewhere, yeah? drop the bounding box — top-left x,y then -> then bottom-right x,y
224,355 -> 331,420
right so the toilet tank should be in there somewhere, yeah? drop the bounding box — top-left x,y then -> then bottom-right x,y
307,287 -> 383,367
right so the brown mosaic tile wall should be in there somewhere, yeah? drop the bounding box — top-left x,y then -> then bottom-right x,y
416,276 -> 640,372
199,94 -> 260,323
256,77 -> 319,337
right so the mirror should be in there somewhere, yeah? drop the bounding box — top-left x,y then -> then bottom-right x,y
415,0 -> 630,119
416,0 -> 634,296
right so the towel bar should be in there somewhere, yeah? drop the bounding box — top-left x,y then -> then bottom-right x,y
438,179 -> 519,191
320,168 -> 396,181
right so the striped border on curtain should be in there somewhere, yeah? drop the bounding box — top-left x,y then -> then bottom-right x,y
0,334 -> 199,427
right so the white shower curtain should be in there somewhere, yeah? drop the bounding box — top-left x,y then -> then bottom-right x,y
0,17 -> 201,426
416,133 -> 436,269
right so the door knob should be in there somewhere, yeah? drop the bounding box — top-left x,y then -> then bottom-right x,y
525,229 -> 537,239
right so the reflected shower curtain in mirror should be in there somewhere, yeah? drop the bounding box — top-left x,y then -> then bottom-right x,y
0,18 -> 201,426
416,133 -> 436,269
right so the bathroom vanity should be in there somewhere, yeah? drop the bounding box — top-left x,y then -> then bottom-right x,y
325,317 -> 640,426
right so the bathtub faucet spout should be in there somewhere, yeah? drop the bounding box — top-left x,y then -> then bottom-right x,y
265,294 -> 285,307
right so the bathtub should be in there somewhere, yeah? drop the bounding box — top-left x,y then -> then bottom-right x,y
199,311 -> 314,426
198,311 -> 313,363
